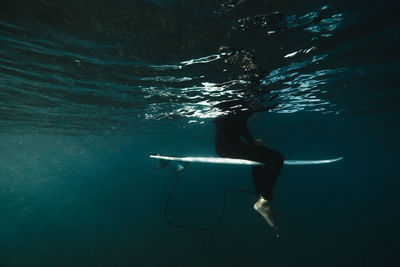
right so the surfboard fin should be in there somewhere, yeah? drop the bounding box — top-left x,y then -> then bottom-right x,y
152,153 -> 191,172
174,162 -> 190,173
154,159 -> 170,170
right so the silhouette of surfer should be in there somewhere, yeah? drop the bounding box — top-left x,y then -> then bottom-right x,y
214,99 -> 283,235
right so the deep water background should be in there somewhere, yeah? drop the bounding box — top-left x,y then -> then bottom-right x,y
0,0 -> 399,266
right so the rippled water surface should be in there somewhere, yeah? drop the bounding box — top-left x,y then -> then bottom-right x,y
0,0 -> 399,266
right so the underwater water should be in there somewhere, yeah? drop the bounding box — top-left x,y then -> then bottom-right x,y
0,0 -> 399,266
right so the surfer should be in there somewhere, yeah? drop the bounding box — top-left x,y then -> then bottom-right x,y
214,99 -> 283,235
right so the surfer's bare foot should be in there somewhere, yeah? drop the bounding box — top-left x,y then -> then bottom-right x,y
254,197 -> 280,237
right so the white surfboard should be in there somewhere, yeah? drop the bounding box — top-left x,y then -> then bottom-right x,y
150,154 -> 343,166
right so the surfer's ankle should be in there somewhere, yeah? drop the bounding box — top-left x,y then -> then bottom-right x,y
255,195 -> 270,204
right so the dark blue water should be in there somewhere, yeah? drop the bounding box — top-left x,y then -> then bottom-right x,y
1,1 -> 399,266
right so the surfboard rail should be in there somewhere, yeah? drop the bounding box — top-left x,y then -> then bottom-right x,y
150,154 -> 343,166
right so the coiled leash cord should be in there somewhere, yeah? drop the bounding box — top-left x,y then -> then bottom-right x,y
164,164 -> 257,231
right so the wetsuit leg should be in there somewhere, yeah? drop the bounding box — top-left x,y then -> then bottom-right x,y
245,145 -> 283,201
215,135 -> 284,201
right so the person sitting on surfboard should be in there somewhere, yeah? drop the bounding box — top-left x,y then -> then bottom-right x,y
214,99 -> 283,235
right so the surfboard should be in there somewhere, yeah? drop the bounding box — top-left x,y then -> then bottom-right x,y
150,154 -> 343,166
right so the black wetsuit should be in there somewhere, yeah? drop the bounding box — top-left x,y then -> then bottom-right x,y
214,111 -> 284,201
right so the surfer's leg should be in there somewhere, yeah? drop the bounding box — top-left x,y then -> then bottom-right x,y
252,166 -> 273,200
250,146 -> 283,235
252,161 -> 281,235
251,147 -> 284,200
